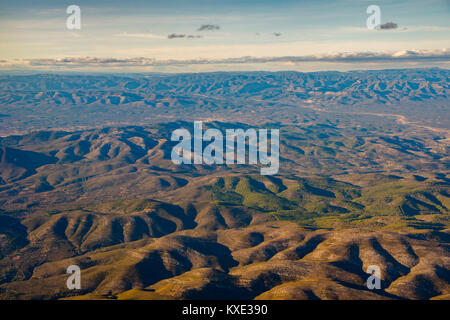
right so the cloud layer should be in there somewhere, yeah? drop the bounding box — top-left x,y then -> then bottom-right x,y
1,49 -> 448,70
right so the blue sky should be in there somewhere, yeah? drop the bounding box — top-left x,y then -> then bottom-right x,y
0,0 -> 449,72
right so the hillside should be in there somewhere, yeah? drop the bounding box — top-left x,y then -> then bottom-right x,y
0,69 -> 448,300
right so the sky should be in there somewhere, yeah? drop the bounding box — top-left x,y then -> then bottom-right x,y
0,0 -> 449,72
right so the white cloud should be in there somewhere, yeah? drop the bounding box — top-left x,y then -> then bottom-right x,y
1,48 -> 448,71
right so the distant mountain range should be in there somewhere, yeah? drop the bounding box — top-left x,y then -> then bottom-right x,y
0,68 -> 448,107
0,68 -> 448,136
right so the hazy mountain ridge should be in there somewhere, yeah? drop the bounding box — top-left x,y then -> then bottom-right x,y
0,69 -> 448,107
1,69 -> 449,137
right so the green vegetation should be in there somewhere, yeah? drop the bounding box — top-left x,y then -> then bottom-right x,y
207,174 -> 449,232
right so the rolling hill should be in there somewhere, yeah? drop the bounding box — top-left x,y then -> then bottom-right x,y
0,69 -> 448,300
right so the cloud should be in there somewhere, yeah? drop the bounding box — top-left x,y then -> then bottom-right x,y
273,32 -> 282,37
168,34 -> 202,39
379,22 -> 398,30
2,49 -> 448,70
197,24 -> 220,31
168,34 -> 186,39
